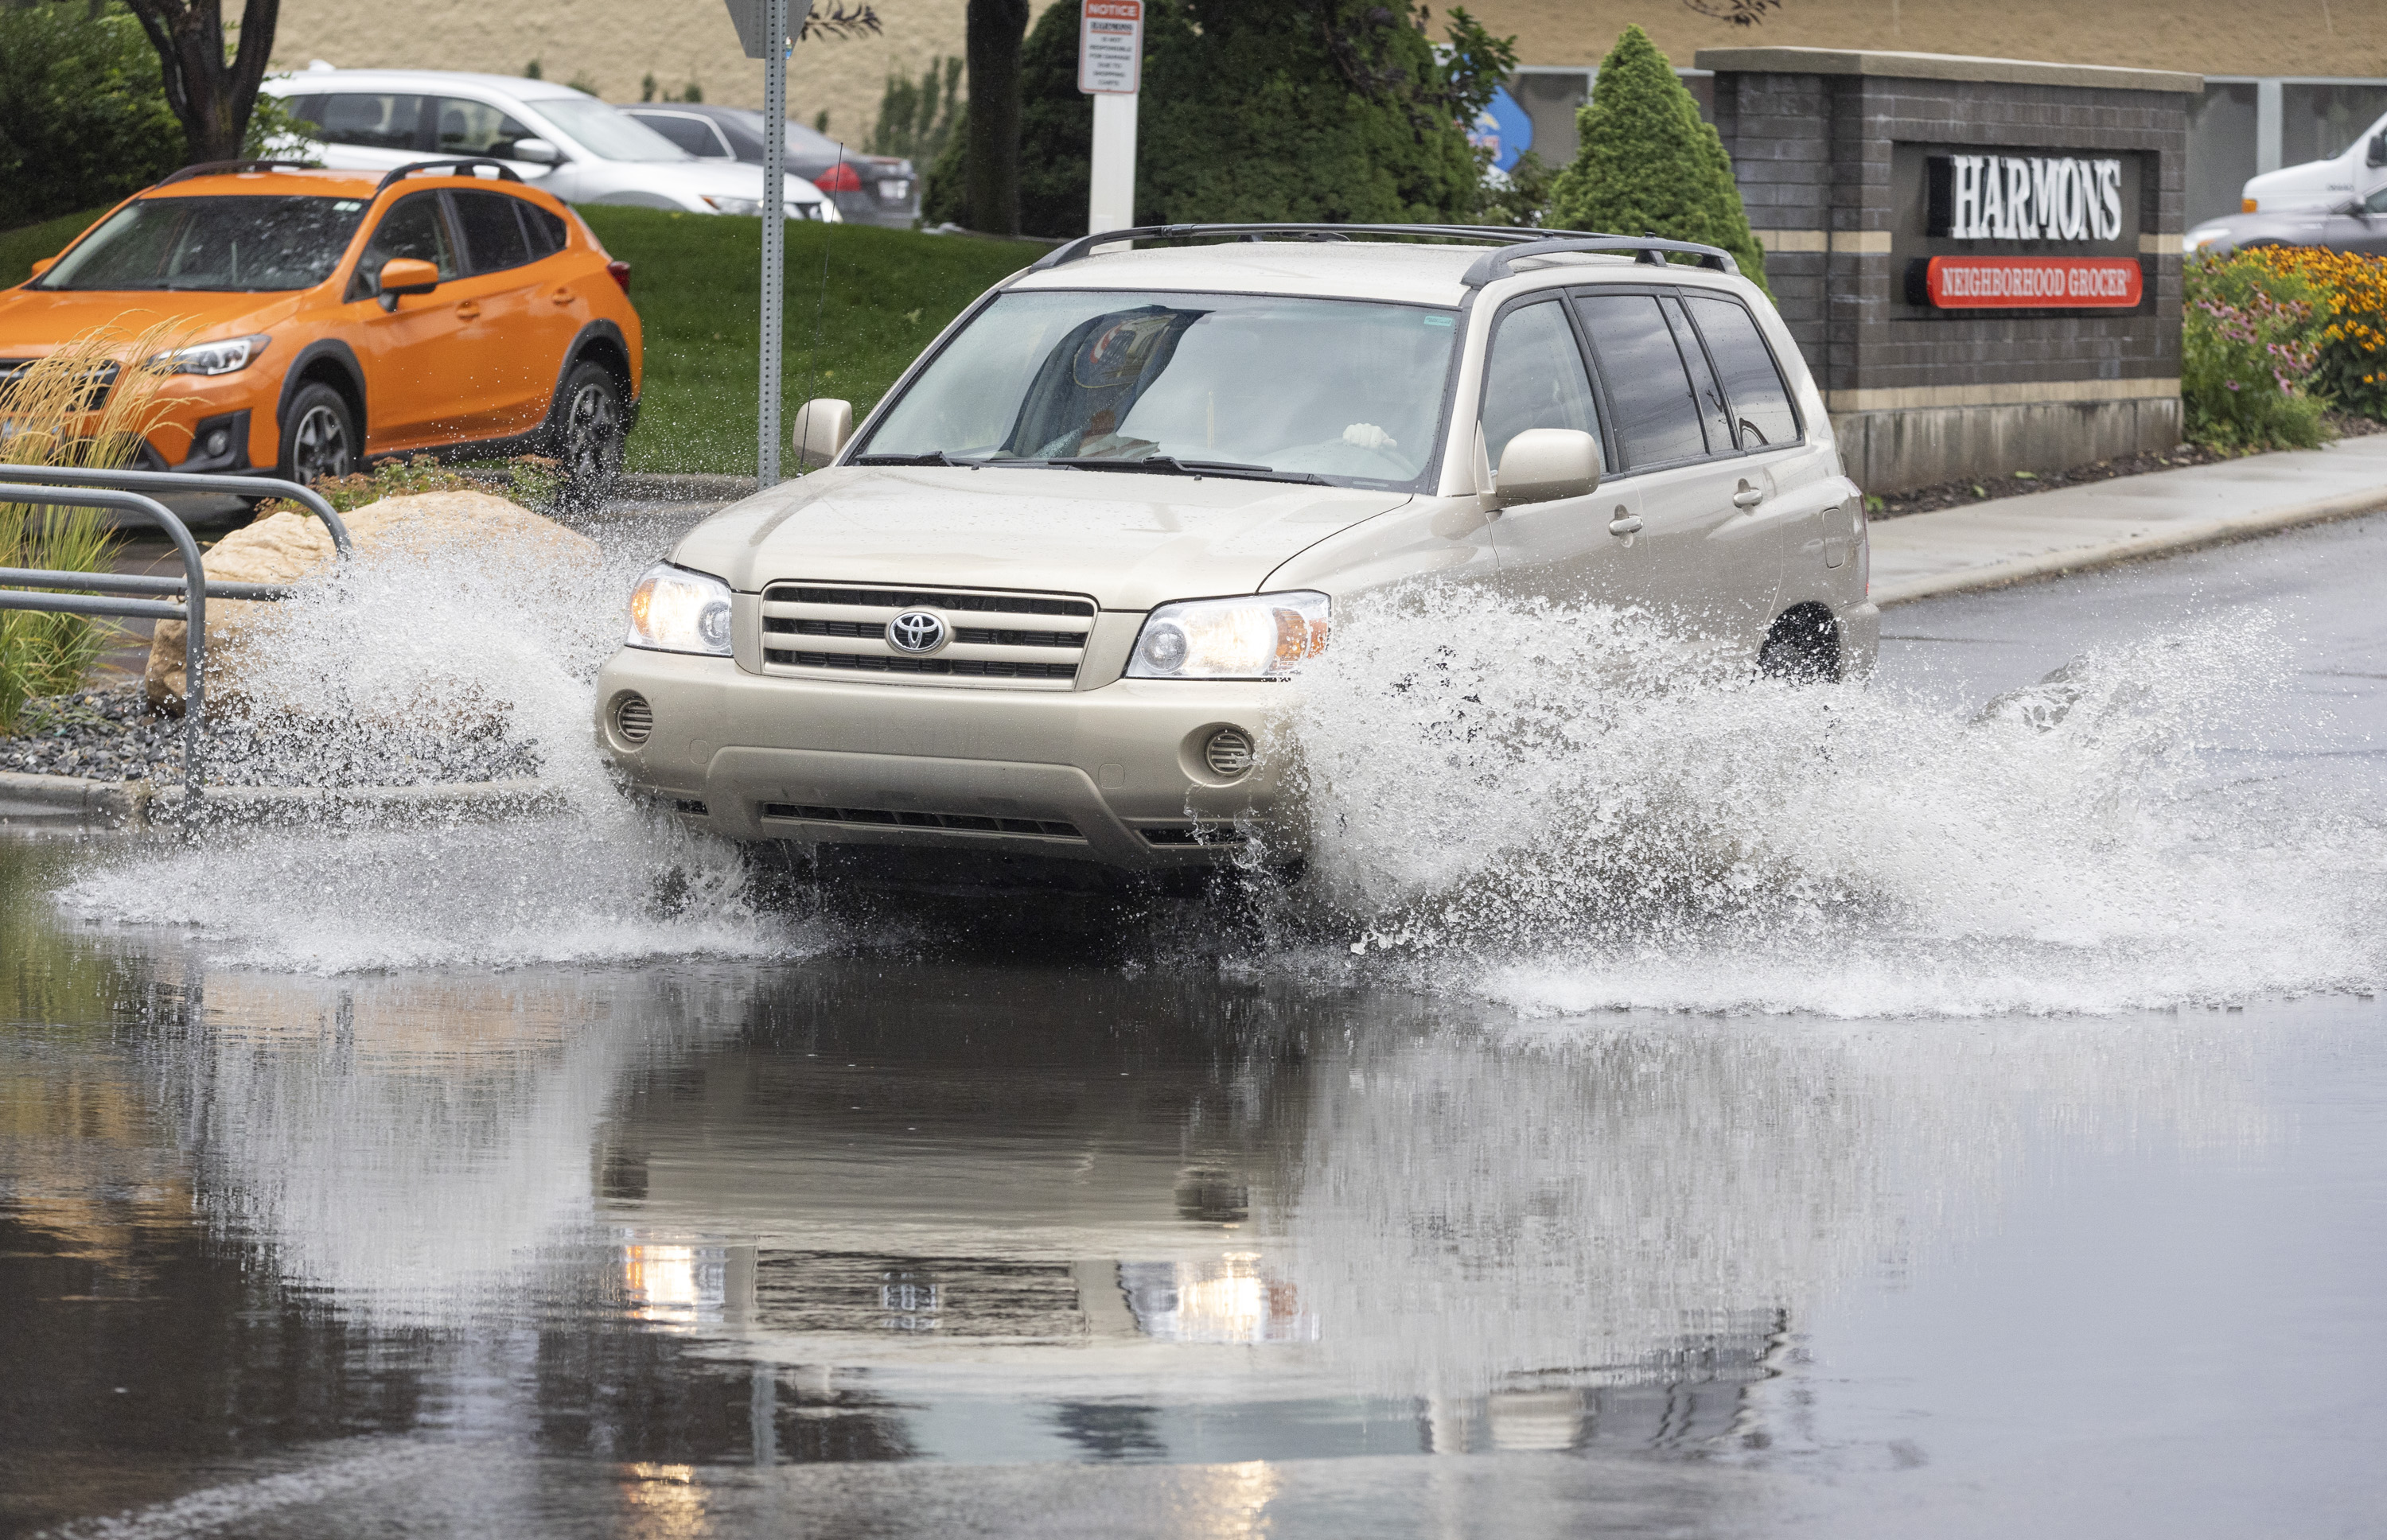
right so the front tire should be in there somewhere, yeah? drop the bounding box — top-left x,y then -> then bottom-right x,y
553,360 -> 626,511
278,382 -> 357,485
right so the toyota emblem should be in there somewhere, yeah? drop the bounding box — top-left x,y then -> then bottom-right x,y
887,609 -> 948,654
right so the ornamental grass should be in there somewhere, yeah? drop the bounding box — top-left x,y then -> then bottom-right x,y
0,321 -> 179,735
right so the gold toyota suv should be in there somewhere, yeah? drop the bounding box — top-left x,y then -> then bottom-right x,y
594,225 -> 1876,877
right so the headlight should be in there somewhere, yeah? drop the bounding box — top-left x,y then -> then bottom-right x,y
625,562 -> 734,655
701,194 -> 762,216
146,334 -> 269,375
1127,591 -> 1329,680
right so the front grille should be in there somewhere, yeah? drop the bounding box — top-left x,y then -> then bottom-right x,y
0,356 -> 119,411
761,803 -> 1083,839
772,650 -> 1077,681
760,581 -> 1095,690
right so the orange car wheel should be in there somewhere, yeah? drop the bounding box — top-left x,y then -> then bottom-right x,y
555,360 -> 627,512
280,382 -> 359,485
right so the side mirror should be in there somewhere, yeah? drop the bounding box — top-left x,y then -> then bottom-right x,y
2368,133 -> 2385,168
792,397 -> 853,469
26,255 -> 57,280
1493,427 -> 1602,508
510,137 -> 563,165
376,256 -> 441,310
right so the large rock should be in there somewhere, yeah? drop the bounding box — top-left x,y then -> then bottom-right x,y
145,490 -> 601,708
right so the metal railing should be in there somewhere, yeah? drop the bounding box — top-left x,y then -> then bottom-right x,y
0,466 -> 354,802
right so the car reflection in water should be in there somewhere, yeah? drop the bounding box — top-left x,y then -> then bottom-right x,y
38,939 -> 2257,1484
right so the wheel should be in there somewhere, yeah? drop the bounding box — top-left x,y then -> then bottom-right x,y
552,360 -> 626,511
278,381 -> 357,484
1758,605 -> 1842,683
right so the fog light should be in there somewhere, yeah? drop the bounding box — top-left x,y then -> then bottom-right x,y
613,692 -> 652,745
1204,727 -> 1254,778
204,429 -> 229,456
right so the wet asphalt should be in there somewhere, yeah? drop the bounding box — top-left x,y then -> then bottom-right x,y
3,515 -> 2385,1538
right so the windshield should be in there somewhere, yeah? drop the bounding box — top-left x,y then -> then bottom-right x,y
859,289 -> 1459,485
37,196 -> 370,292
535,99 -> 690,162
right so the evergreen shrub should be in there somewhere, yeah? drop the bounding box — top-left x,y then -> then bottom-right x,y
1546,25 -> 1768,294
0,2 -> 181,231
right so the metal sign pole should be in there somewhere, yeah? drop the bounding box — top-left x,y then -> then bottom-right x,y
1079,0 -> 1143,235
757,0 -> 789,488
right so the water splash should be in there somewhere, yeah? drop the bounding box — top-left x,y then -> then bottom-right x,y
60,515 -> 802,973
1264,583 -> 2387,1016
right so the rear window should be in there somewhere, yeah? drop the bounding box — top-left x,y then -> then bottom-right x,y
36,196 -> 370,293
452,190 -> 531,273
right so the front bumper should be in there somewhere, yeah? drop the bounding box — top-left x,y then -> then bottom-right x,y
594,649 -> 1297,872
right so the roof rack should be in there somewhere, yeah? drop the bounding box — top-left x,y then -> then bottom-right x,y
376,158 -> 524,192
1459,235 -> 1738,287
1026,223 -> 1741,286
158,158 -> 319,186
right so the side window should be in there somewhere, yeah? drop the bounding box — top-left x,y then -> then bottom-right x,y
1683,294 -> 1802,449
310,92 -> 425,151
1478,300 -> 1599,470
635,112 -> 732,158
434,97 -> 537,159
453,190 -> 532,274
1663,295 -> 1734,454
520,201 -> 569,258
350,192 -> 458,298
1573,293 -> 1706,469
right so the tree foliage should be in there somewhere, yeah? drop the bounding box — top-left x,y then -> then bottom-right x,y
0,2 -> 183,229
948,0 -> 1503,238
1548,25 -> 1768,294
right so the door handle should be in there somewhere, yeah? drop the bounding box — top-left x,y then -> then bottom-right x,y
1732,484 -> 1765,509
454,299 -> 481,320
1607,513 -> 1644,537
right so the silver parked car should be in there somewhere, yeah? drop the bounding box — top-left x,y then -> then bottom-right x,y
263,68 -> 838,220
2186,185 -> 2387,259
594,227 -> 1875,878
617,103 -> 919,228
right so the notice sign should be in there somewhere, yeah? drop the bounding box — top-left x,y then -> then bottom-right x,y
1924,256 -> 2143,309
1079,0 -> 1142,94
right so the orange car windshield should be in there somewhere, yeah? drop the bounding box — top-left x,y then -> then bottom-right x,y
37,195 -> 372,293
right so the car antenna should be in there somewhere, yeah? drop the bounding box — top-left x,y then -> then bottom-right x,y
802,138 -> 844,465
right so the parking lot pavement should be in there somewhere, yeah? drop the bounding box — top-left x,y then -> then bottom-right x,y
1869,434 -> 2387,604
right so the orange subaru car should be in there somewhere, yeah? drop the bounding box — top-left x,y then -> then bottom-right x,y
0,157 -> 642,500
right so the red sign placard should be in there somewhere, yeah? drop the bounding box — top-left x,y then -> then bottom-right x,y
1924,256 -> 2143,309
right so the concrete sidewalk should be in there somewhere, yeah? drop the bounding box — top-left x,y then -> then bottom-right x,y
1867,435 -> 2387,605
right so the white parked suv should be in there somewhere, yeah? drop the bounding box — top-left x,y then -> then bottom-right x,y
262,68 -> 839,220
595,226 -> 1875,878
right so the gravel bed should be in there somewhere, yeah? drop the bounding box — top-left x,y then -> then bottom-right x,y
0,682 -> 538,787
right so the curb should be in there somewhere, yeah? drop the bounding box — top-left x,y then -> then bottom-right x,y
0,772 -> 561,831
613,472 -> 758,502
0,771 -> 140,827
1874,484 -> 2387,606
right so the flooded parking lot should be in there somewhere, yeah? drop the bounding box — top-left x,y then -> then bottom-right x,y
6,517 -> 2386,1538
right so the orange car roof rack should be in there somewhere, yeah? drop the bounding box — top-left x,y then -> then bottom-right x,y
156,158 -> 320,186
376,158 -> 525,192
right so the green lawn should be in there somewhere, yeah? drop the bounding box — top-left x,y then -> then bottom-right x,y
0,208 -> 109,286
2,205 -> 1043,475
581,209 -> 1048,474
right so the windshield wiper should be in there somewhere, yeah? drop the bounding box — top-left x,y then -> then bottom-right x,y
852,450 -> 970,466
1047,455 -> 1328,486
